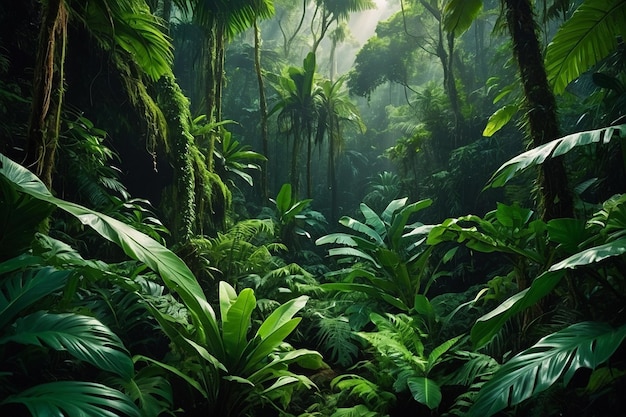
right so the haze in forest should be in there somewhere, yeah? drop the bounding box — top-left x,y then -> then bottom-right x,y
1,1 -> 625,417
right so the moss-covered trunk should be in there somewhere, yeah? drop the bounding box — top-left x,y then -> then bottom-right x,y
505,0 -> 573,220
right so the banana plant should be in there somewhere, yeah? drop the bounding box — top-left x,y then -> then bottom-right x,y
316,197 -> 441,310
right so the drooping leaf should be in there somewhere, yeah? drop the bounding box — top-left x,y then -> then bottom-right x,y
0,153 -> 223,357
485,125 -> 626,188
483,104 -> 518,137
0,311 -> 134,381
443,0 -> 483,37
0,266 -> 70,329
545,0 -> 626,95
1,381 -> 141,417
467,322 -> 626,417
471,236 -> 626,348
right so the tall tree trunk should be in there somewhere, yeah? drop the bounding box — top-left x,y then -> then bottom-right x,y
291,120 -> 301,197
26,0 -> 68,190
254,18 -> 269,202
505,0 -> 573,220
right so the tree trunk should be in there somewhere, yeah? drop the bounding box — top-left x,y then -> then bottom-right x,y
26,0 -> 68,190
504,0 -> 573,220
254,18 -> 269,202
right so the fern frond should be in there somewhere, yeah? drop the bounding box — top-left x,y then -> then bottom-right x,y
314,315 -> 359,367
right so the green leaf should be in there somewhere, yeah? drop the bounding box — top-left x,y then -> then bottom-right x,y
221,285 -> 256,362
545,0 -> 626,95
482,104 -> 518,137
486,125 -> 626,188
471,270 -> 565,349
275,183 -> 293,214
1,381 -> 141,417
0,153 -> 224,358
339,217 -> 384,246
381,198 -> 407,224
0,311 -> 134,381
407,376 -> 442,409
467,322 -> 626,417
0,266 -> 69,329
443,0 -> 483,37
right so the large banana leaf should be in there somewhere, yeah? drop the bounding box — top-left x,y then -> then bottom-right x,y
0,266 -> 70,329
0,153 -> 223,356
471,236 -> 626,348
1,381 -> 141,417
407,376 -> 441,409
485,124 -> 626,188
467,322 -> 626,417
0,311 -> 134,381
443,0 -> 483,37
545,0 -> 626,95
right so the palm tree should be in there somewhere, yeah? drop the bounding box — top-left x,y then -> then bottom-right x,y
310,0 -> 375,54
270,52 -> 322,198
316,76 -> 365,221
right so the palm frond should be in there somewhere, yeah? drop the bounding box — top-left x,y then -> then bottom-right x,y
545,0 -> 626,94
1,311 -> 134,380
467,321 -> 626,417
1,381 -> 141,417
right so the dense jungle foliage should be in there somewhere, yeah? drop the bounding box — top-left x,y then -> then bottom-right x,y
1,0 -> 626,416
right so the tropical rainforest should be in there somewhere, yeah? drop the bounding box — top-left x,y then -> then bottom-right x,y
1,0 -> 625,416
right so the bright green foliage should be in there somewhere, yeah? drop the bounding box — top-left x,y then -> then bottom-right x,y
76,0 -> 173,81
545,0 -> 626,94
317,198 -> 440,309
270,183 -> 326,251
148,281 -> 324,416
443,0 -> 483,37
467,322 -> 626,417
356,312 -> 462,409
214,128 -> 267,187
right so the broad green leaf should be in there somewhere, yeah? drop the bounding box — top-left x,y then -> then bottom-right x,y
0,153 -> 224,357
467,322 -> 626,417
0,311 -> 134,381
222,286 -> 256,362
256,295 -> 308,340
407,376 -> 442,409
339,217 -> 384,246
428,335 -> 462,370
443,0 -> 483,37
550,236 -> 626,271
219,281 -> 239,324
471,269 -> 565,349
328,247 -> 381,268
133,355 -> 208,398
486,125 -> 626,188
244,318 -> 302,373
389,199 -> 432,247
545,0 -> 626,94
315,233 -> 379,252
360,203 -> 386,239
275,183 -> 293,214
0,266 -> 69,329
482,105 -> 518,137
381,198 -> 408,224
1,381 -> 140,417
